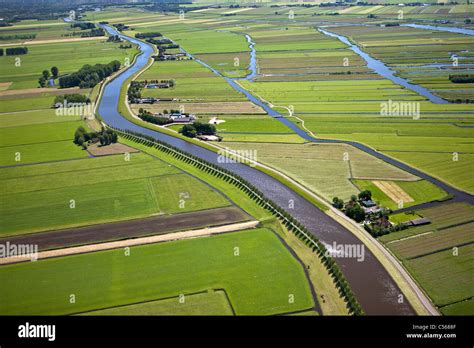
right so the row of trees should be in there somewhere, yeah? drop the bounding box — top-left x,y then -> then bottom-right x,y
179,121 -> 216,138
71,22 -> 95,30
148,38 -> 172,45
127,81 -> 142,102
107,35 -> 122,43
113,23 -> 129,32
137,109 -> 173,126
54,93 -> 90,106
449,74 -> 474,83
67,28 -> 104,38
73,126 -> 118,149
135,32 -> 162,39
364,217 -> 406,238
38,66 -> 59,87
0,34 -> 36,41
0,47 -> 28,56
112,127 -> 364,316
58,60 -> 120,89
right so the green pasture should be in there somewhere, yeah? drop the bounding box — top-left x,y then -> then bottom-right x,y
140,60 -> 244,102
0,153 -> 230,236
0,39 -> 138,90
381,203 -> 474,243
352,179 -> 448,210
82,290 -> 234,316
221,142 -> 417,202
404,244 -> 473,310
380,202 -> 474,314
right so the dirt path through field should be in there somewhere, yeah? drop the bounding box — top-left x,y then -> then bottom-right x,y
373,180 -> 414,203
0,37 -> 106,47
0,87 -> 80,98
0,206 -> 250,251
0,221 -> 259,265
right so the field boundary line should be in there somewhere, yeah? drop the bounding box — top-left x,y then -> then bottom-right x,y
387,231 -> 434,245
270,227 -> 322,315
0,156 -> 169,181
0,156 -> 90,169
73,288 -> 235,316
0,36 -> 107,47
406,241 -> 474,261
0,221 -> 259,266
0,138 -> 78,149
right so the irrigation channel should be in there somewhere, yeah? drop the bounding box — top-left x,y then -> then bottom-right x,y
98,23 -> 470,315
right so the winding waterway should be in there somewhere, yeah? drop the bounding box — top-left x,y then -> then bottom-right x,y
98,24 -> 418,315
188,28 -> 474,206
401,23 -> 474,36
318,28 -> 448,104
98,22 -> 474,315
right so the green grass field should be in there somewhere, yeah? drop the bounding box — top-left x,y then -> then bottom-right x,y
388,222 -> 474,259
381,202 -> 474,243
0,228 -> 315,315
380,202 -> 474,314
353,179 -> 448,210
0,153 -> 231,236
82,290 -> 234,316
404,244 -> 473,310
140,60 -> 245,102
221,142 -> 418,202
0,39 -> 138,90
1,4 -> 472,318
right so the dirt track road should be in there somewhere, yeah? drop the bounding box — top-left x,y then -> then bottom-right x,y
0,221 -> 259,265
0,206 -> 250,251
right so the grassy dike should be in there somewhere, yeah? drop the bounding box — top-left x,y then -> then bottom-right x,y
120,136 -> 349,315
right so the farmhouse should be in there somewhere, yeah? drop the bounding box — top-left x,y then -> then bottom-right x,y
156,52 -> 189,61
134,97 -> 178,104
360,200 -> 382,214
154,112 -> 196,123
145,80 -> 174,89
146,82 -> 172,89
170,113 -> 195,123
136,97 -> 156,104
197,135 -> 220,141
361,200 -> 377,208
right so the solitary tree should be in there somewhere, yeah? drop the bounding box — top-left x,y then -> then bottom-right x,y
358,190 -> 372,201
42,70 -> 50,79
38,76 -> 46,87
179,124 -> 197,138
51,66 -> 59,78
332,197 -> 344,209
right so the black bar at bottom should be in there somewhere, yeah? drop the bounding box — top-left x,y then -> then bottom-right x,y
0,316 -> 472,346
